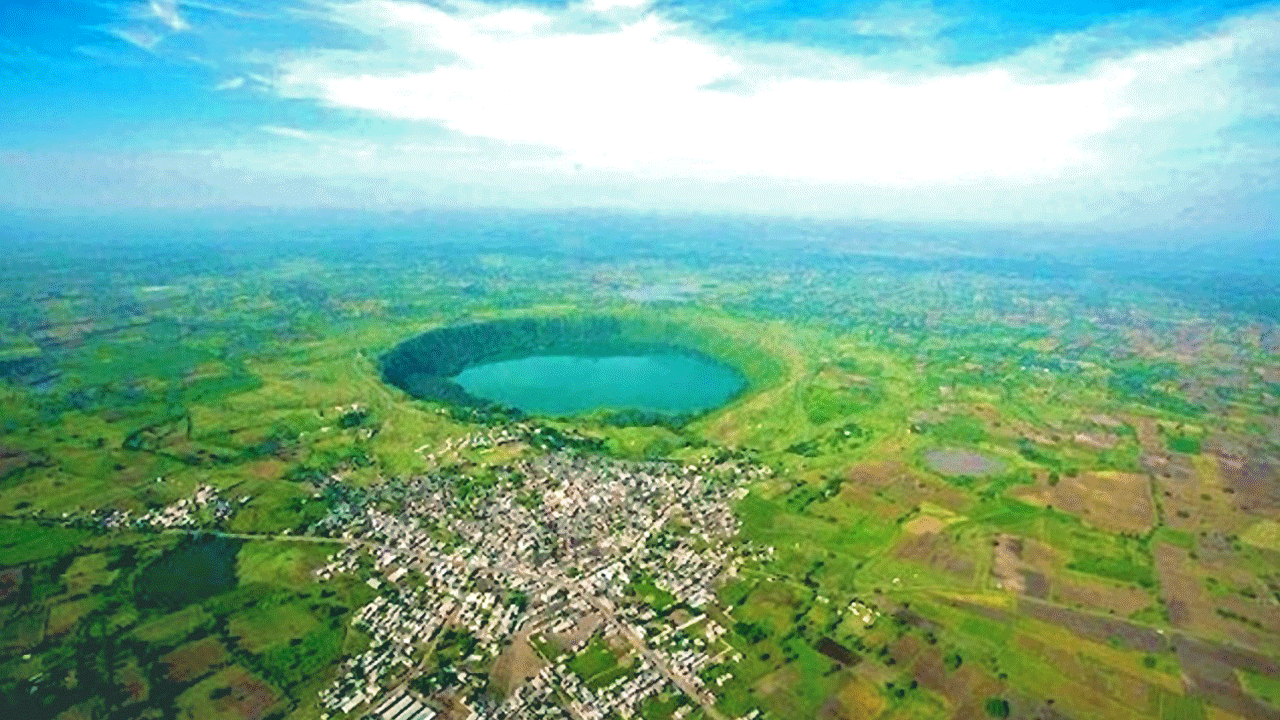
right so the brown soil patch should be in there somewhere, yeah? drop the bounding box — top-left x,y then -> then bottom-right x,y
1153,543 -> 1277,651
46,597 -> 96,637
1195,531 -> 1237,564
1214,593 -> 1280,636
118,662 -> 149,705
1155,542 -> 1207,631
1125,415 -> 1162,450
246,459 -> 285,480
1014,471 -> 1155,533
1146,452 -> 1260,534
941,664 -> 1003,717
1153,455 -> 1260,535
888,634 -> 925,667
991,535 -> 1026,594
844,462 -> 969,514
549,612 -> 602,651
815,637 -> 858,666
819,676 -> 885,720
173,663 -> 282,720
902,514 -> 946,535
1022,571 -> 1050,599
1052,575 -> 1153,616
0,444 -> 41,478
909,646 -> 947,695
1021,537 -> 1060,571
162,636 -> 230,684
891,532 -> 975,582
210,666 -> 280,720
490,626 -> 546,697
1144,451 -> 1198,487
754,664 -> 802,711
1216,455 -> 1280,514
0,567 -> 23,603
1018,598 -> 1166,653
1073,430 -> 1119,450
1174,636 -> 1280,720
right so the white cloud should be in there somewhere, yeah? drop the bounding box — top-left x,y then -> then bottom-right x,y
270,0 -> 1168,187
99,0 -> 191,55
587,0 -> 651,13
213,76 -> 246,90
180,0 -> 264,19
260,125 -> 320,141
848,0 -> 952,39
149,0 -> 190,32
144,0 -> 1280,224
108,26 -> 164,51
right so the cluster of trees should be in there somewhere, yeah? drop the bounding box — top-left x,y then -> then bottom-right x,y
381,316 -> 644,392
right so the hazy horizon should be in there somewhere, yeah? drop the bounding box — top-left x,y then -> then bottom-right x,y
3,0 -> 1280,234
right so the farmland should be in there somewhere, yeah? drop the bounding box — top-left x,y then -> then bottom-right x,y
0,213 -> 1277,720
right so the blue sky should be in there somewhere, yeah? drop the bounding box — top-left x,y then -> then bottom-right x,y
2,0 -> 1279,231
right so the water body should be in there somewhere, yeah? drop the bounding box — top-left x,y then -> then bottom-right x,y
924,447 -> 1006,477
136,535 -> 242,609
453,353 -> 746,416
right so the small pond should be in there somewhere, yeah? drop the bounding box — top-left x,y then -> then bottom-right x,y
924,447 -> 1006,477
452,352 -> 746,417
136,535 -> 242,609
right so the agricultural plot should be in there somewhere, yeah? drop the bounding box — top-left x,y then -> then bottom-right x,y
1,227 -> 1278,720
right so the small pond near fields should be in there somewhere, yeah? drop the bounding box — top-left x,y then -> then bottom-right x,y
924,447 -> 1006,477
137,535 -> 242,609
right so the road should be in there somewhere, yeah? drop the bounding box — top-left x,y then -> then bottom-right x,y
408,543 -> 728,720
568,578 -> 728,720
167,526 -> 729,718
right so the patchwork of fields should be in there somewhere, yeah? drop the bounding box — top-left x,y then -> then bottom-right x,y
1,228 -> 1277,720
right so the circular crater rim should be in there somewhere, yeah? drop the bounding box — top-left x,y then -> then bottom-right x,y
379,315 -> 753,420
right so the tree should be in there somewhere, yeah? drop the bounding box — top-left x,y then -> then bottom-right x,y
984,697 -> 1010,718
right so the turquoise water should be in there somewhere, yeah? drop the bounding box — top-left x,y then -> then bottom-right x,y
453,353 -> 745,416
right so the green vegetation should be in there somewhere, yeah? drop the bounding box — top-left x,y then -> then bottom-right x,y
1067,551 -> 1156,588
0,521 -> 91,565
381,315 -> 770,419
1153,689 -> 1208,720
629,572 -> 678,614
984,697 -> 1010,717
1239,668 -> 1280,708
259,623 -> 345,690
1,222 -> 1276,720
568,637 -> 629,690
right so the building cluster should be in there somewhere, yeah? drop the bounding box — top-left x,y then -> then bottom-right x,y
318,582 -> 433,717
419,422 -> 600,464
513,647 -> 673,720
311,449 -> 770,719
87,483 -> 245,530
847,598 -> 880,628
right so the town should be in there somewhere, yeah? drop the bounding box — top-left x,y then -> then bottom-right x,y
311,450 -> 772,720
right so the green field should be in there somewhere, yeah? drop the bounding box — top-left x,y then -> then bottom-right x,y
1,226 -> 1277,720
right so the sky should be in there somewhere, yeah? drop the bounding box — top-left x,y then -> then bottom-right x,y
2,0 -> 1279,231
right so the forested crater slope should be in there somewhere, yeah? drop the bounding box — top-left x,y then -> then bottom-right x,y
379,315 -> 766,410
